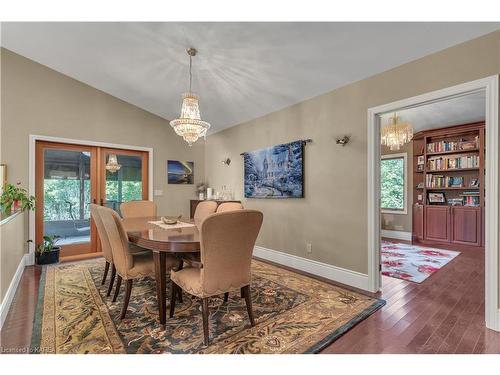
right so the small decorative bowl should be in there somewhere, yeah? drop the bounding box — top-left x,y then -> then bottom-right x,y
161,217 -> 178,225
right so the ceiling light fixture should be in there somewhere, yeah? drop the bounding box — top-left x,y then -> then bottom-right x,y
170,48 -> 211,146
381,113 -> 413,151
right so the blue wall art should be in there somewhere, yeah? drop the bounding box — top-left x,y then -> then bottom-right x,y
168,160 -> 194,184
244,140 -> 304,198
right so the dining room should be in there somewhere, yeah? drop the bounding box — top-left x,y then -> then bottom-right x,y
1,7 -> 500,371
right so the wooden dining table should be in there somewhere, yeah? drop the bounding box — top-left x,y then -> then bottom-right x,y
122,216 -> 201,326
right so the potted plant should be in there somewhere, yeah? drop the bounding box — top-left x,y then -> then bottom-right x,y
35,235 -> 61,265
0,182 -> 35,213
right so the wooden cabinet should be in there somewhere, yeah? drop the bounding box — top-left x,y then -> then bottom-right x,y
413,204 -> 424,241
451,206 -> 482,246
425,206 -> 450,242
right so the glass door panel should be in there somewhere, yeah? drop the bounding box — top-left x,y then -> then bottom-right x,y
100,149 -> 148,216
36,142 -> 98,257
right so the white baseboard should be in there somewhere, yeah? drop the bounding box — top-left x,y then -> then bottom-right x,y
381,229 -> 412,241
0,254 -> 29,331
253,246 -> 370,291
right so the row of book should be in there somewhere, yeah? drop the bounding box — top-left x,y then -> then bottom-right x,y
426,175 -> 464,188
426,137 -> 479,153
427,154 -> 479,171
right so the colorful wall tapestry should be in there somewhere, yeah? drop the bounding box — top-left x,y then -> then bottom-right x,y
244,140 -> 304,198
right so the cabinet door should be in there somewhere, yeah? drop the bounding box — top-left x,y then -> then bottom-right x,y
451,207 -> 481,246
413,204 -> 424,241
425,206 -> 450,242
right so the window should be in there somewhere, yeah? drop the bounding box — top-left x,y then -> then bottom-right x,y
380,153 -> 407,214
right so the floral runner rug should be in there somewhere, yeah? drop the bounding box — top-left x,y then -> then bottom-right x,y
31,259 -> 384,354
381,241 -> 460,283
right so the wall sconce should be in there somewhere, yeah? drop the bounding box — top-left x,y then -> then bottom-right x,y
221,158 -> 231,166
336,136 -> 350,146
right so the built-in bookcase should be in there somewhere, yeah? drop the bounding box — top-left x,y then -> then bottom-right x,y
412,122 -> 485,250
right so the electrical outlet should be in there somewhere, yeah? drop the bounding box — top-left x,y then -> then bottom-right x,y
306,243 -> 312,254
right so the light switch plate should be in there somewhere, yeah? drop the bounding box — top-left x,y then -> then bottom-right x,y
154,190 -> 163,196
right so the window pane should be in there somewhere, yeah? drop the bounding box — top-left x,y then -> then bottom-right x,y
381,157 -> 405,210
43,149 -> 91,245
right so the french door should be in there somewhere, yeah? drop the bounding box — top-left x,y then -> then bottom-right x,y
35,141 -> 149,259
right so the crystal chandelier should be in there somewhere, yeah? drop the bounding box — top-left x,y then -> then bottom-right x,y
105,154 -> 121,173
170,48 -> 211,146
381,114 -> 413,151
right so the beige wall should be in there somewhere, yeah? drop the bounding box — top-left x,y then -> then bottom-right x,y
1,212 -> 26,302
381,142 -> 413,233
0,49 -> 204,301
205,30 -> 500,275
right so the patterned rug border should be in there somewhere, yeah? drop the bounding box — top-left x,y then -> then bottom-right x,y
304,298 -> 385,353
29,261 -> 386,354
30,266 -> 47,354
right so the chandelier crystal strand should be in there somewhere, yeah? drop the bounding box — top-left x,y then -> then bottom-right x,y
170,48 -> 211,146
381,114 -> 413,151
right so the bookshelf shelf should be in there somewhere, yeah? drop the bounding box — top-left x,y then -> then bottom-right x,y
426,168 -> 479,173
426,148 -> 480,156
426,187 -> 479,191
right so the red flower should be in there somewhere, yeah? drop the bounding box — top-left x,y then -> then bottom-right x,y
382,260 -> 403,267
418,249 -> 448,257
417,264 -> 439,274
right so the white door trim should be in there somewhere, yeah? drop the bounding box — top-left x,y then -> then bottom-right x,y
28,134 -> 154,264
367,75 -> 499,331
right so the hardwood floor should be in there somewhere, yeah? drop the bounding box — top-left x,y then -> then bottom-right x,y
322,245 -> 500,353
1,245 -> 499,354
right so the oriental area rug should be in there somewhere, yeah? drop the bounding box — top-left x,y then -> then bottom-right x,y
31,259 -> 384,354
381,241 -> 460,283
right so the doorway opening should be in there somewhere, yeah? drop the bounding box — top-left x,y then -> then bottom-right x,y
368,76 -> 499,331
35,140 -> 149,260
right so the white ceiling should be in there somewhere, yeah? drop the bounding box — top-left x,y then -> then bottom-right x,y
1,22 -> 499,133
380,90 -> 486,132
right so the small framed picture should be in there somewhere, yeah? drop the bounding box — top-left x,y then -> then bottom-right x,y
470,178 -> 479,187
428,192 -> 445,204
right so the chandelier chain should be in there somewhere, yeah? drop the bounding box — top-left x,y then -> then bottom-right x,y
189,54 -> 192,92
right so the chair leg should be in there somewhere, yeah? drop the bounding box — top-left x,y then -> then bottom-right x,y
240,289 -> 244,298
106,264 -> 116,296
201,298 -> 210,346
102,261 -> 110,285
120,280 -> 133,320
175,259 -> 183,303
223,292 -> 229,303
241,285 -> 255,327
169,282 -> 178,318
113,275 -> 122,302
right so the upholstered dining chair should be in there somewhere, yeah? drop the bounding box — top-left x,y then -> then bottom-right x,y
90,204 -> 115,295
97,205 -> 180,319
169,210 -> 263,346
193,200 -> 218,221
216,202 -> 244,213
120,200 -> 157,218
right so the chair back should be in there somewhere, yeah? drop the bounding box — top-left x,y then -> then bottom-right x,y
90,204 -> 113,263
194,201 -> 218,221
199,210 -> 263,295
216,202 -> 243,213
97,205 -> 133,276
120,200 -> 157,218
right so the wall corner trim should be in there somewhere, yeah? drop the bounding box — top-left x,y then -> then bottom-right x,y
253,246 -> 370,291
0,253 -> 29,330
381,230 -> 412,241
